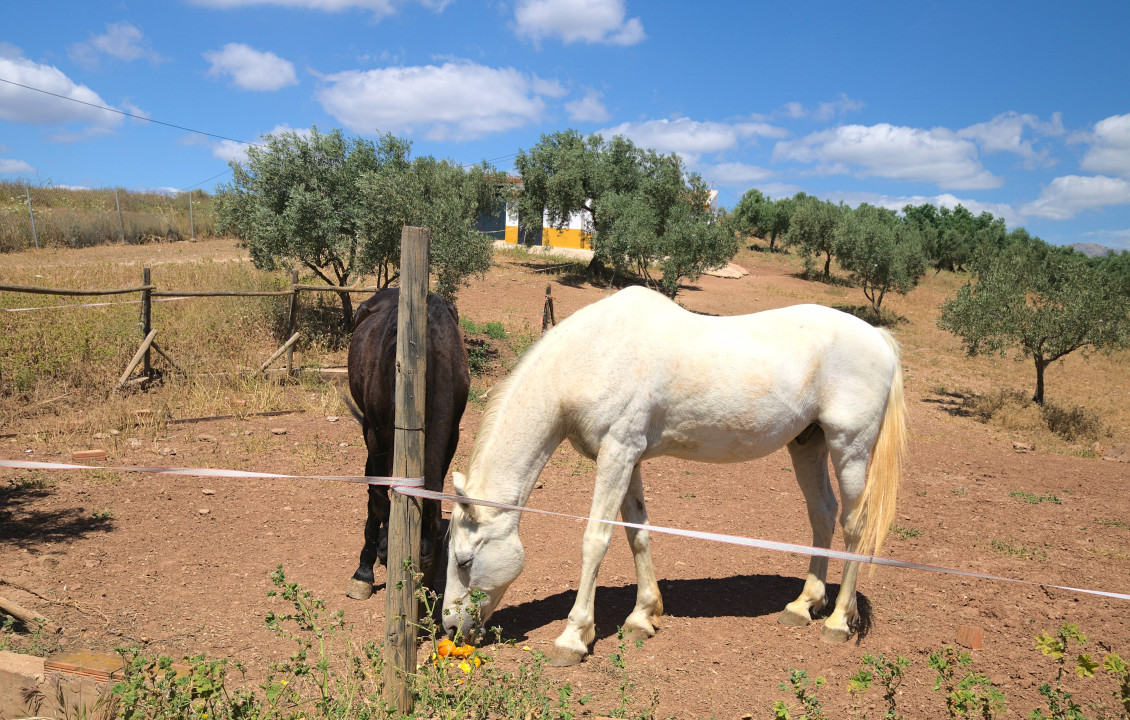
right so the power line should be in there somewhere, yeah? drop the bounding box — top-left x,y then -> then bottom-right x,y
0,76 -> 256,146
185,169 -> 232,191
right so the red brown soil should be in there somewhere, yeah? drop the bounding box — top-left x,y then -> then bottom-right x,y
2,247 -> 1129,719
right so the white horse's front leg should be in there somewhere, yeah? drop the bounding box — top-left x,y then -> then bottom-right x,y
620,463 -> 663,637
551,443 -> 639,666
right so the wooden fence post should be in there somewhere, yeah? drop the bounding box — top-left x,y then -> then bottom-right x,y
188,192 -> 195,241
142,268 -> 152,378
541,284 -> 556,333
383,226 -> 429,713
25,185 -> 38,250
286,268 -> 299,376
115,190 -> 125,243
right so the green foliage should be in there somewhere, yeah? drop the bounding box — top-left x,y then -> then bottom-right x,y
848,653 -> 911,720
607,626 -> 647,719
786,194 -> 845,280
903,203 -> 1007,273
989,537 -> 1048,561
837,203 -> 927,311
1088,249 -> 1130,298
726,188 -> 793,251
1102,652 -> 1130,718
938,243 -> 1130,404
889,523 -> 922,540
216,128 -> 501,325
774,668 -> 827,720
1030,624 -> 1095,720
928,646 -> 1006,719
1009,490 -> 1062,505
515,130 -> 737,297
110,566 -> 602,720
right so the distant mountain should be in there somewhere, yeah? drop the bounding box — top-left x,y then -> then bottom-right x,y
1068,242 -> 1117,258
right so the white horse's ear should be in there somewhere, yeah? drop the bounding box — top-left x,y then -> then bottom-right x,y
452,471 -> 467,496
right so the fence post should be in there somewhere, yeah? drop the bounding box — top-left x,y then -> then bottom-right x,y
286,268 -> 299,376
115,189 -> 125,243
383,226 -> 429,714
141,268 -> 153,377
541,284 -> 556,333
25,185 -> 38,250
188,192 -> 195,240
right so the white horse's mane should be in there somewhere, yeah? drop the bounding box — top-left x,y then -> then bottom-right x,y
466,329 -> 548,485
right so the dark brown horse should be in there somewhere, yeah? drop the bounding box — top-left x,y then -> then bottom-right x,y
344,289 -> 470,600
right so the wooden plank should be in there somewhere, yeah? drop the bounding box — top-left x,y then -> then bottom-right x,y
0,283 -> 154,297
116,329 -> 157,389
150,289 -> 293,297
383,226 -> 429,713
0,594 -> 55,633
256,333 -> 301,375
71,449 -> 106,461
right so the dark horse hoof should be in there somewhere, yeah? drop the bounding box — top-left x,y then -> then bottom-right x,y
346,578 -> 374,600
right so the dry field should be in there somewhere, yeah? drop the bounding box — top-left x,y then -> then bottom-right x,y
1,238 -> 1128,719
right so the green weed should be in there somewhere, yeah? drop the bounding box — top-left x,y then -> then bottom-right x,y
889,524 -> 922,540
774,668 -> 827,720
1010,490 -> 1063,505
928,646 -> 1006,719
989,537 -> 1048,561
848,653 -> 911,720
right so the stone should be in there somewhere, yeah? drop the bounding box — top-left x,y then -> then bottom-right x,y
270,427 -> 287,435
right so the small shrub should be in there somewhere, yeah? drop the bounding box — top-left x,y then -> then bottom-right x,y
889,524 -> 922,540
774,668 -> 827,720
1031,624 -> 1097,720
989,537 -> 1047,561
1041,401 -> 1105,443
961,389 -> 1107,444
928,646 -> 1006,719
1010,490 -> 1063,505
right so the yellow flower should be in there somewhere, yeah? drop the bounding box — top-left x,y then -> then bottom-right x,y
522,646 -> 531,651
459,661 -> 472,674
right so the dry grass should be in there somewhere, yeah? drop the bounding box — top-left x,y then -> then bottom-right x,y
0,182 -> 216,252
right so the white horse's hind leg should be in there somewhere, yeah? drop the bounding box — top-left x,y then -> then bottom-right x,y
620,463 -> 663,637
822,448 -> 870,643
779,431 -> 836,626
551,441 -> 640,666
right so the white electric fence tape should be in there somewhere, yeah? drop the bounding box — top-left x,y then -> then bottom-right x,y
2,458 -> 1127,602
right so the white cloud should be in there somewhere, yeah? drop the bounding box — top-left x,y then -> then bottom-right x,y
0,55 -> 122,129
701,161 -> 774,185
68,22 -> 163,68
957,111 -> 1063,166
1022,175 -> 1130,220
773,123 -> 1001,190
316,62 -> 556,140
190,0 -> 449,20
1078,113 -> 1130,178
204,44 -> 299,91
0,158 -> 35,175
120,100 -> 151,123
781,93 -> 865,122
514,0 -> 644,46
565,89 -> 610,123
194,124 -> 310,163
599,117 -> 787,164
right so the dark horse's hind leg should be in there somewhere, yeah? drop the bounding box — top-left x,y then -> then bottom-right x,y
346,457 -> 391,600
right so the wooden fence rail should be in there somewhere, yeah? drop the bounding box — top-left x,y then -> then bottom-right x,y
1,270 -> 391,388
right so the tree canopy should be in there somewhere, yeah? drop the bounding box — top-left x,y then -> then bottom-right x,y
726,189 -> 792,251
786,194 -> 845,280
216,127 -> 503,325
837,203 -> 927,312
514,130 -> 736,297
938,244 -> 1130,404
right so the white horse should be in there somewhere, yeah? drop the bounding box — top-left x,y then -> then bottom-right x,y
442,286 -> 907,665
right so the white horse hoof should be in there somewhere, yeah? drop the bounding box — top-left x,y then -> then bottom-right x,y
624,615 -> 657,637
345,578 -> 374,600
548,646 -> 587,666
819,625 -> 852,644
777,608 -> 811,627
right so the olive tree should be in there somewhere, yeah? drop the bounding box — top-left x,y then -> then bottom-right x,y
216,128 -> 502,325
837,203 -> 927,312
726,189 -> 792,251
786,194 -> 845,280
938,244 -> 1130,404
515,130 -> 736,297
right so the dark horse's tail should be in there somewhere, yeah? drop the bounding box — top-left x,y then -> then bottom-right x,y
339,389 -> 365,426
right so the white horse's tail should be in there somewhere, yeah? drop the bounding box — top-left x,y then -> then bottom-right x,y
854,329 -> 908,561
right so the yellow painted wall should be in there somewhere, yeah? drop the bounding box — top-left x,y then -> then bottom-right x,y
502,225 -> 591,249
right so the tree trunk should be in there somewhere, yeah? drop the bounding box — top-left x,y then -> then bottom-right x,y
823,253 -> 832,280
338,290 -> 354,329
1032,356 -> 1046,405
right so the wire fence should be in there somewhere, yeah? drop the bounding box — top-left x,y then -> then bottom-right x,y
0,182 -> 218,253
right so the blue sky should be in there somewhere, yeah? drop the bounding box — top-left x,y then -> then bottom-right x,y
2,0 -> 1129,249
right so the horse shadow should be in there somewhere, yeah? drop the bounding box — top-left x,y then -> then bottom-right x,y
0,480 -> 115,549
482,574 -> 873,645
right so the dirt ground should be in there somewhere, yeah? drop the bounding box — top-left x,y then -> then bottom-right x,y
2,242 -> 1129,719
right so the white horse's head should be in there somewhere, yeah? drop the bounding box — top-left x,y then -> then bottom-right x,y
442,471 -> 525,638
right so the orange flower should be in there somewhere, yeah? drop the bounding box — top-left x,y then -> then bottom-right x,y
437,639 -> 456,657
